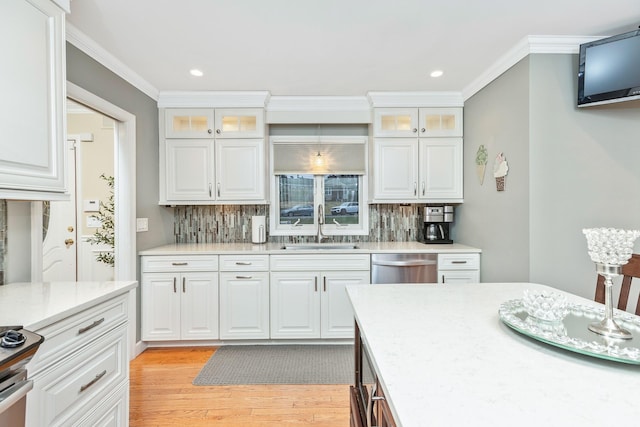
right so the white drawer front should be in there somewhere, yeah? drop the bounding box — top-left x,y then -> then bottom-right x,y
29,324 -> 128,427
438,253 -> 480,270
72,381 -> 128,427
141,255 -> 218,272
29,294 -> 128,375
270,254 -> 371,271
219,255 -> 269,271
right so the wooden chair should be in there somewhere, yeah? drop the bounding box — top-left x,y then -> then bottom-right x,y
594,254 -> 640,316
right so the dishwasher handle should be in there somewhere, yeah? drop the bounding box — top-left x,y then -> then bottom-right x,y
371,259 -> 437,267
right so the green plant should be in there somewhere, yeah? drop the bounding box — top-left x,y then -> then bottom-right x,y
87,174 -> 115,266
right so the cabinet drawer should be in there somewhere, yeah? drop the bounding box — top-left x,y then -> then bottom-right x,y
72,381 -> 128,427
28,324 -> 128,427
270,254 -> 371,271
438,253 -> 480,270
219,255 -> 269,271
141,255 -> 218,272
29,293 -> 128,375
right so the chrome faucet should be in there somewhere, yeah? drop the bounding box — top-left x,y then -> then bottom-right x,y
317,204 -> 326,243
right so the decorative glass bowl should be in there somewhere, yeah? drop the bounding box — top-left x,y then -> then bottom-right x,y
583,227 -> 640,265
522,290 -> 569,322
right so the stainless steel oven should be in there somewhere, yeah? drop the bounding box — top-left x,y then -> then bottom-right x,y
0,327 -> 44,427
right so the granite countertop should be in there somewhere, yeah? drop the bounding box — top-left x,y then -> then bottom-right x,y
138,241 -> 481,256
0,281 -> 138,331
346,282 -> 640,426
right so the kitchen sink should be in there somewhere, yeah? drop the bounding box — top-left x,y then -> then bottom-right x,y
281,243 -> 360,250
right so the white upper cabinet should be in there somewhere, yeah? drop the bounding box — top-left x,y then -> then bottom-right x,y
0,0 -> 68,199
214,108 -> 265,138
159,103 -> 268,205
374,107 -> 462,138
373,138 -> 419,200
419,138 -> 463,199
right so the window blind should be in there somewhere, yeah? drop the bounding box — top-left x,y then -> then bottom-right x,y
272,140 -> 366,175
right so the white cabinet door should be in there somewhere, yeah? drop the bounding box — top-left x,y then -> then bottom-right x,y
141,273 -> 181,341
214,108 -> 264,138
215,139 -> 265,201
181,272 -> 219,340
0,0 -> 66,198
373,139 -> 418,200
419,138 -> 463,200
165,139 -> 215,201
373,108 -> 419,137
270,271 -> 320,339
165,109 -> 214,138
321,271 -> 369,339
219,271 -> 270,339
418,108 -> 463,137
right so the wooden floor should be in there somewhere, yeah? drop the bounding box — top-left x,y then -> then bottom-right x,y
129,347 -> 351,426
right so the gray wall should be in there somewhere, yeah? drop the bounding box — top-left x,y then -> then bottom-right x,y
459,53 -> 640,298
456,57 -> 531,283
66,43 -> 174,259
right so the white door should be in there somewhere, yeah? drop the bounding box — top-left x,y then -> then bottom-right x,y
419,138 -> 463,200
165,139 -> 215,201
215,139 -> 265,201
180,272 -> 219,340
42,141 -> 77,281
270,271 -> 320,339
373,139 -> 418,200
320,271 -> 368,338
219,271 -> 270,339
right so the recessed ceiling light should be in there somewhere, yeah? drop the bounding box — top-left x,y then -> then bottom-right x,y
430,70 -> 444,78
190,69 -> 204,77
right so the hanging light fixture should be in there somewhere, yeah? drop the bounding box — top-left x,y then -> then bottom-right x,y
315,151 -> 324,167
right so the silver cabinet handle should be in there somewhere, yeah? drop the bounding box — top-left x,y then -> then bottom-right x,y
78,317 -> 105,334
182,277 -> 186,293
412,128 -> 417,133
209,183 -> 212,197
323,276 -> 326,292
442,275 -> 445,283
216,129 -> 221,134
235,262 -> 252,265
80,370 -> 107,393
421,127 -> 426,133
421,181 -> 425,196
217,182 -> 221,197
172,262 -> 188,266
207,129 -> 213,134
414,182 -> 417,196
236,275 -> 252,279
173,277 -> 177,293
314,277 -> 318,292
452,261 -> 467,264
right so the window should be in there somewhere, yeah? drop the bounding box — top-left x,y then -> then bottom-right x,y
270,136 -> 368,237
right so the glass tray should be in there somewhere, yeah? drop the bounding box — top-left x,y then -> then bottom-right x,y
499,299 -> 640,364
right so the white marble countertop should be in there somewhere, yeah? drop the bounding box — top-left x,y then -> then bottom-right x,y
138,241 -> 481,256
346,282 -> 640,427
0,281 -> 138,331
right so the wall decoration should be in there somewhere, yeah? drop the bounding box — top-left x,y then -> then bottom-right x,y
493,152 -> 509,191
475,145 -> 488,185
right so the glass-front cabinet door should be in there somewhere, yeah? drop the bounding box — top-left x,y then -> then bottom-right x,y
418,107 -> 463,137
214,108 -> 264,138
165,109 -> 215,138
373,108 -> 419,137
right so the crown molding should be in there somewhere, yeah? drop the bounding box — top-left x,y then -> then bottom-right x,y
157,91 -> 271,108
65,22 -> 159,101
462,35 -> 603,101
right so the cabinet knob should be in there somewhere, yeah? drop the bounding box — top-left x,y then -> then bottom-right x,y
412,128 -> 418,133
421,128 -> 426,133
207,129 -> 213,134
216,129 -> 221,134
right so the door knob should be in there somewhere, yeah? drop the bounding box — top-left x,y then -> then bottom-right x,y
65,238 -> 74,247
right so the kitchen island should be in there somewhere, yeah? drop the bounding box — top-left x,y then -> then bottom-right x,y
346,282 -> 640,426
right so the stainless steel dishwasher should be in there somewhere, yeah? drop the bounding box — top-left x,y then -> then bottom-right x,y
371,253 -> 437,284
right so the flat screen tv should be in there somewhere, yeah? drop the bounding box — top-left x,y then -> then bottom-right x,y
577,28 -> 640,107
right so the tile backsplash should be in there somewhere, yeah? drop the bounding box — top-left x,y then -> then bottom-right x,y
174,204 -> 425,244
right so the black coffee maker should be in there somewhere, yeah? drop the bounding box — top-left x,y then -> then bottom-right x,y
424,206 -> 453,244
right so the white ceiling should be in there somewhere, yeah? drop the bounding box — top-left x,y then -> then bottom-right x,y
67,0 -> 640,97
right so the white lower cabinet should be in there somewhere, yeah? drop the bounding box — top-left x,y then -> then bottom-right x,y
437,253 -> 480,284
270,255 -> 370,339
26,293 -> 131,427
141,256 -> 219,341
219,255 -> 270,339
